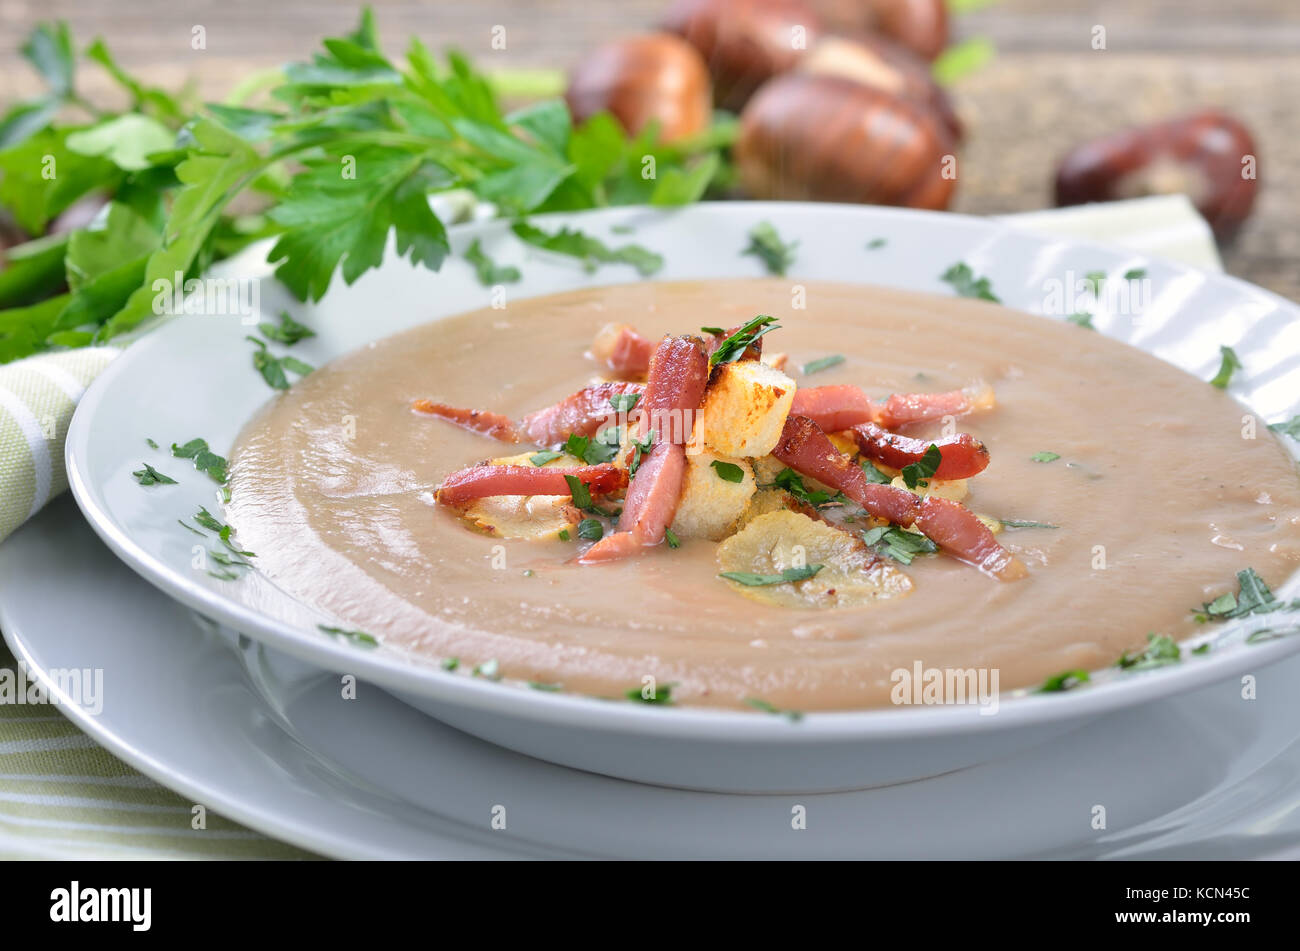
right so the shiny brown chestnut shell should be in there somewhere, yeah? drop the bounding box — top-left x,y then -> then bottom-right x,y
565,33 -> 713,143
663,0 -> 824,112
1054,109 -> 1259,241
736,72 -> 957,209
807,0 -> 948,61
798,32 -> 961,142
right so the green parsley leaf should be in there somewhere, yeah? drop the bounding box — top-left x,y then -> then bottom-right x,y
742,221 -> 797,276
866,237 -> 887,250
145,437 -> 159,449
767,466 -> 837,507
564,473 -> 594,511
720,565 -> 824,586
529,450 -> 563,466
744,697 -> 804,722
463,237 -> 522,285
711,460 -> 745,483
625,681 -> 675,704
861,461 -> 892,484
473,658 -> 501,680
248,335 -> 314,390
664,527 -> 680,549
1268,416 -> 1300,440
1209,345 -> 1242,389
1116,633 -> 1181,671
576,517 -> 604,541
1066,312 -> 1096,330
1038,669 -> 1090,693
1198,568 -> 1285,621
440,656 -> 460,671
171,438 -> 228,484
258,311 -> 316,345
528,681 -> 563,692
1191,643 -> 1211,655
801,354 -> 845,375
511,221 -> 663,276
901,444 -> 942,489
1082,270 -> 1106,296
610,392 -> 640,413
1124,267 -> 1147,280
861,525 -> 938,565
708,315 -> 779,367
1030,451 -> 1060,463
315,623 -> 379,646
940,262 -> 1000,302
999,519 -> 1059,530
132,462 -> 176,485
557,528 -> 571,541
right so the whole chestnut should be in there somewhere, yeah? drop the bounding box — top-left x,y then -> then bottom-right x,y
662,0 -> 824,112
735,72 -> 957,209
1054,110 -> 1259,241
565,33 -> 713,143
798,33 -> 961,142
806,0 -> 948,60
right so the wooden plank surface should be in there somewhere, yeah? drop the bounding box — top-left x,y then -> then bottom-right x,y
3,0 -> 1296,300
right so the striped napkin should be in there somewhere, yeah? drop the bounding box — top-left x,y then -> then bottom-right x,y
0,196 -> 1223,859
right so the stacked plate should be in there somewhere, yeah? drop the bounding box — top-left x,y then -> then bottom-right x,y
5,202 -> 1300,858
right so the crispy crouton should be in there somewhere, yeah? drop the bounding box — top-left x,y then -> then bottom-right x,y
671,451 -> 756,541
700,361 -> 796,458
460,451 -> 585,539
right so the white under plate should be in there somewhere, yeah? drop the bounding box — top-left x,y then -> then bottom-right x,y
5,498 -> 1300,859
63,202 -> 1300,792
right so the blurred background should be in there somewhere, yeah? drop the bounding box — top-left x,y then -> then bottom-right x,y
3,0 -> 1296,299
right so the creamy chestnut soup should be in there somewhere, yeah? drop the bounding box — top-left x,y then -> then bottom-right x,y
226,279 -> 1300,710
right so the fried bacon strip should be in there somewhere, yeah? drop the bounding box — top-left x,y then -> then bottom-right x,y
790,384 -> 876,431
590,323 -> 655,378
411,400 -> 520,442
772,415 -> 1024,580
581,336 -> 708,562
435,464 -> 627,507
791,382 -> 996,432
853,422 -> 990,480
517,381 -> 645,447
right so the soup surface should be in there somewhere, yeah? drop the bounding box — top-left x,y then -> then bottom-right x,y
226,279 -> 1300,710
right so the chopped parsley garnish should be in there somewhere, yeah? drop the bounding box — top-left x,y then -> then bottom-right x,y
861,461 -> 892,484
665,527 -> 680,549
901,444 -> 941,489
766,467 -> 838,507
1268,416 -> 1300,440
711,460 -> 745,483
610,392 -> 640,413
576,517 -> 604,541
177,519 -> 206,537
1195,568 -> 1292,621
744,697 -> 804,722
866,237 -> 887,250
940,262 -> 999,302
441,657 -> 460,671
720,565 -> 824,586
258,311 -> 316,345
511,221 -> 663,276
145,437 -> 159,449
625,681 -> 676,704
1066,312 -> 1096,330
1246,626 -> 1300,644
1038,669 -> 1090,693
861,526 -> 938,565
473,658 -> 501,681
801,354 -> 845,376
1124,267 -> 1147,280
629,430 -> 653,476
1209,345 -> 1241,389
192,506 -> 223,533
528,681 -> 562,692
563,430 -> 619,465
171,437 -> 228,484
463,237 -> 522,285
1116,633 -> 1181,671
317,624 -> 379,647
708,315 -> 780,367
248,335 -> 314,390
209,550 -> 251,569
557,528 -> 571,542
1191,643 -> 1211,655
529,450 -> 563,466
1082,270 -> 1106,296
132,462 -> 176,485
1030,451 -> 1060,463
742,221 -> 797,276
999,519 -> 1059,530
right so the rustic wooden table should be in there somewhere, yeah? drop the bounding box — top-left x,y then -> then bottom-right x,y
3,0 -> 1296,300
